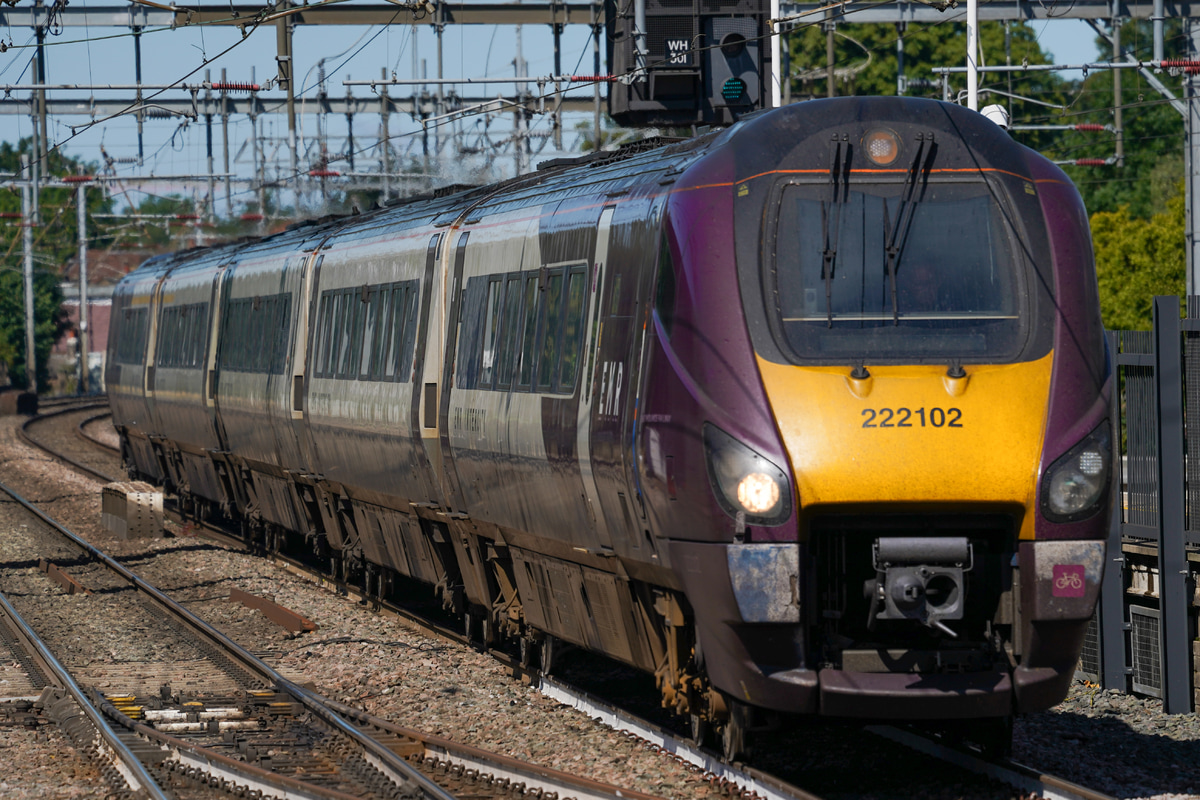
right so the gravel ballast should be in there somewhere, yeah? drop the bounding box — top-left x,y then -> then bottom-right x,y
0,409 -> 1198,799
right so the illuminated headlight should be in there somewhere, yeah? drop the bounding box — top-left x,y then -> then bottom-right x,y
704,424 -> 793,525
1040,421 -> 1112,522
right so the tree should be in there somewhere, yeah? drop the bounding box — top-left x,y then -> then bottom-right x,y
1091,183 -> 1185,331
0,140 -> 111,391
787,19 -> 1065,149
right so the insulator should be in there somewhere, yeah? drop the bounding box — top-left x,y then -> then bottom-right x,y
0,212 -> 23,219
569,75 -> 615,82
210,82 -> 260,92
240,213 -> 264,221
62,174 -> 95,183
308,169 -> 340,177
1074,124 -> 1106,132
175,214 -> 200,220
1160,60 -> 1200,74
1073,158 -> 1110,166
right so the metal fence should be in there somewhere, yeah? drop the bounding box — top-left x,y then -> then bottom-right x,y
1090,296 -> 1198,714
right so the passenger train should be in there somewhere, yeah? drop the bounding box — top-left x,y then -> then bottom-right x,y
107,97 -> 1112,758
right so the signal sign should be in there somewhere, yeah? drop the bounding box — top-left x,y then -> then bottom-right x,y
606,0 -> 770,127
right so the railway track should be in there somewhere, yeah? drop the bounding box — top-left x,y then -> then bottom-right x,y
17,404 -> 1119,800
0,447 -> 675,800
18,399 -> 121,484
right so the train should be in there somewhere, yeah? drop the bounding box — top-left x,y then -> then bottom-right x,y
107,96 -> 1112,759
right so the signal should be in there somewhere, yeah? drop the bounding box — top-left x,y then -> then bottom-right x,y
606,0 -> 771,127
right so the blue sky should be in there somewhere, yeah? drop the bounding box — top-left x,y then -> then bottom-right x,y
0,8 -> 1103,212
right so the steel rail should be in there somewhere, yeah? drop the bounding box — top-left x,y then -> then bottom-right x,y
317,694 -> 678,800
867,725 -> 1118,800
94,695 -> 371,800
0,589 -> 171,800
253,551 -> 828,800
76,411 -> 120,455
0,474 -> 458,800
18,402 -> 121,484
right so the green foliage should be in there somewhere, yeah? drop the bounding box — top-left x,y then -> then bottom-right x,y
0,140 -> 113,266
1091,184 -> 1185,331
0,139 -> 112,390
790,23 -> 1057,97
0,268 -> 70,391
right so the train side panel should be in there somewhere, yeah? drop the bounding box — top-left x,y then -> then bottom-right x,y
146,252 -> 228,503
108,257 -> 173,482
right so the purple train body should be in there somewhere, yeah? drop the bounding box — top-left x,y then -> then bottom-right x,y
108,97 -> 1112,757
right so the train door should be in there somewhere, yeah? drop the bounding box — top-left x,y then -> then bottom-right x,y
207,262 -> 237,451
287,249 -> 323,473
260,250 -> 312,472
589,197 -> 665,556
412,232 -> 448,507
576,206 -> 617,549
437,231 -> 471,511
142,272 -> 168,421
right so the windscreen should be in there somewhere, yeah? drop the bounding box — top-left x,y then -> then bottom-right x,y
771,180 -> 1026,362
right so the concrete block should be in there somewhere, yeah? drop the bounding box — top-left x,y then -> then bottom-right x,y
101,481 -> 163,539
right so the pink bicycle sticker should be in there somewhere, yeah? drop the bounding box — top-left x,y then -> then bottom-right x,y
1052,565 -> 1086,598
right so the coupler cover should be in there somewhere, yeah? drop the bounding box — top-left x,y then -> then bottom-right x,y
871,537 -> 973,635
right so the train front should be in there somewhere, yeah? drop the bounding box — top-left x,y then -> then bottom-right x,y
649,97 -> 1112,728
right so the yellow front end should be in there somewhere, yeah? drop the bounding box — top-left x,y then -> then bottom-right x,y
757,353 -> 1053,538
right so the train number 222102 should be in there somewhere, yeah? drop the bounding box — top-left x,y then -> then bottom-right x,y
861,407 -> 963,428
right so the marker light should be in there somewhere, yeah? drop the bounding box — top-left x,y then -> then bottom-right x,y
1041,422 -> 1112,522
703,424 -> 793,525
863,129 -> 900,166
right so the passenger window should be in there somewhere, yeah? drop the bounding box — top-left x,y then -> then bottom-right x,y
537,270 -> 565,392
252,300 -> 268,372
517,274 -> 539,389
372,285 -> 394,380
400,283 -> 420,383
655,236 -> 677,338
315,294 -> 332,377
360,288 -> 379,379
495,274 -> 523,390
560,267 -> 588,392
348,291 -> 366,380
272,301 -> 292,374
456,276 -> 488,390
387,284 -> 406,380
338,291 -> 355,377
479,277 -> 504,389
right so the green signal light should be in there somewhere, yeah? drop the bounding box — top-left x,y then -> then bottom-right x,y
722,77 -> 747,102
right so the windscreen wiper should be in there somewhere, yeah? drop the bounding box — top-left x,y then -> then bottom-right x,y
822,134 -> 850,328
884,133 -> 936,325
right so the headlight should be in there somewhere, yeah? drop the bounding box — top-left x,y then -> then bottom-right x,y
1040,421 -> 1111,522
703,424 -> 793,525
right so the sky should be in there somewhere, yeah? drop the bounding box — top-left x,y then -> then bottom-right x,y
0,4 -> 1103,215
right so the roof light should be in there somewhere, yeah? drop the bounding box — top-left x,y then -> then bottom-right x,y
863,129 -> 900,166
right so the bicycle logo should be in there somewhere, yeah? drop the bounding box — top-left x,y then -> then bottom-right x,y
1055,572 -> 1083,591
1052,565 -> 1086,598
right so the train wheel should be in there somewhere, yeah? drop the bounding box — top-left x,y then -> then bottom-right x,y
689,713 -> 711,748
719,700 -> 752,762
518,635 -> 536,669
540,636 -> 557,675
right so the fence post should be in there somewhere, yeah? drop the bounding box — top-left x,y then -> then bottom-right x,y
1102,330 -> 1128,690
1153,294 -> 1192,713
